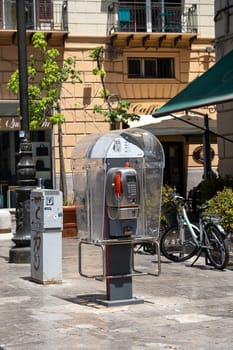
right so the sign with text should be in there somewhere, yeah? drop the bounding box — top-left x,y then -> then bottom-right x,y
0,116 -> 20,130
0,116 -> 52,131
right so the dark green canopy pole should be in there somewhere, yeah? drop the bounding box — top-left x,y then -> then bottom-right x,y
203,113 -> 211,180
188,110 -> 212,180
9,0 -> 36,263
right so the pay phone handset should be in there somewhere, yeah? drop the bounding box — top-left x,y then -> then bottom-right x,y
106,167 -> 140,220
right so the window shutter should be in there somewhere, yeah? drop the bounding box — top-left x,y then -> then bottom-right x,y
37,0 -> 53,29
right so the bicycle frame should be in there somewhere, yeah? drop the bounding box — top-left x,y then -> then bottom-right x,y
160,193 -> 229,269
175,196 -> 200,245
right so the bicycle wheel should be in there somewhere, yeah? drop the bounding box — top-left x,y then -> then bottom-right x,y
160,225 -> 199,262
204,223 -> 229,269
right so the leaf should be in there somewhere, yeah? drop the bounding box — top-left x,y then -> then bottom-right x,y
6,31 -> 82,129
89,46 -> 141,127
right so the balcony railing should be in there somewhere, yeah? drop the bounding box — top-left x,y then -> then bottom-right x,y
0,0 -> 68,31
108,2 -> 197,34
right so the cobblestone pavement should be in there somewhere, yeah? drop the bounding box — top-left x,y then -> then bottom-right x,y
0,234 -> 233,350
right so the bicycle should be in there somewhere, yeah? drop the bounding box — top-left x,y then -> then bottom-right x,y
160,194 -> 229,270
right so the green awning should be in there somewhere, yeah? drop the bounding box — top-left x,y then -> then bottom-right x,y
0,100 -> 19,116
153,49 -> 233,117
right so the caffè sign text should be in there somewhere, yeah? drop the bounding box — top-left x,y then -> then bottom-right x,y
0,116 -> 20,130
0,116 -> 52,130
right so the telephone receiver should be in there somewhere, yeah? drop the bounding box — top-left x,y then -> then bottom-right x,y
114,171 -> 123,198
106,167 -> 140,208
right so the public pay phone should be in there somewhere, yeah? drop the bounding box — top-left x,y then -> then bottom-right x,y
106,167 -> 140,219
106,166 -> 140,236
71,128 -> 164,305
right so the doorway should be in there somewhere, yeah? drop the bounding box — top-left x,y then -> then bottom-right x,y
0,131 -> 19,207
0,129 -> 53,208
161,141 -> 185,195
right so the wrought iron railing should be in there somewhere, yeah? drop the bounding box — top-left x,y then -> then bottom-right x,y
0,0 -> 68,31
108,2 -> 197,34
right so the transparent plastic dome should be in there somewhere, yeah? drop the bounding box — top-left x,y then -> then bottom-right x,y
71,128 -> 165,242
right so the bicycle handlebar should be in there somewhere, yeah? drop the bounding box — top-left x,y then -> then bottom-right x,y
173,195 -> 185,205
173,195 -> 206,210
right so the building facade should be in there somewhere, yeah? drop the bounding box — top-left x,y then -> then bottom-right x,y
61,0 -> 217,196
0,0 -> 68,206
214,0 -> 233,177
0,0 -> 216,207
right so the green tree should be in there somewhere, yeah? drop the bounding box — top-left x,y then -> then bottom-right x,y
89,46 -> 140,129
7,32 -> 82,202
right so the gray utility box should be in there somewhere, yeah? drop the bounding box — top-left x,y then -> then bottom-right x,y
31,230 -> 62,284
31,189 -> 63,231
30,189 -> 63,284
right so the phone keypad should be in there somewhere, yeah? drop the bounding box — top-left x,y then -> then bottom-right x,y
127,183 -> 137,199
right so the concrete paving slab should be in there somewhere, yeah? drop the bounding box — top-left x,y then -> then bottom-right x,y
0,237 -> 233,349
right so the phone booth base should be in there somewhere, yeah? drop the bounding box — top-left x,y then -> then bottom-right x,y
102,244 -> 144,306
72,129 -> 165,306
97,297 -> 144,307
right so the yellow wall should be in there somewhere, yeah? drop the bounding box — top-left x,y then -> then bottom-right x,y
56,35 -> 216,175
0,32 -> 217,180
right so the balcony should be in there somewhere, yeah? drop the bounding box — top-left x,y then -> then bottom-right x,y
108,2 -> 197,34
0,0 -> 68,31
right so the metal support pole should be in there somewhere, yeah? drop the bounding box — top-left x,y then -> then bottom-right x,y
168,111 -> 213,180
9,0 -> 36,263
203,114 -> 211,180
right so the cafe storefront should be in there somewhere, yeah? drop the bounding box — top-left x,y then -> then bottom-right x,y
0,100 -> 53,208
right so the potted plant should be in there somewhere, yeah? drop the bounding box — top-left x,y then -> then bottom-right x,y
62,194 -> 78,238
160,184 -> 178,229
203,186 -> 233,264
204,187 -> 233,235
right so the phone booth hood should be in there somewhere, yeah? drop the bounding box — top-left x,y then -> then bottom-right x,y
71,128 -> 165,243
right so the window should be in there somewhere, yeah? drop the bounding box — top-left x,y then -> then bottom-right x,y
25,0 -> 35,29
128,57 -> 175,79
0,0 -> 53,30
37,0 -> 53,29
3,0 -> 33,29
4,0 -> 17,29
